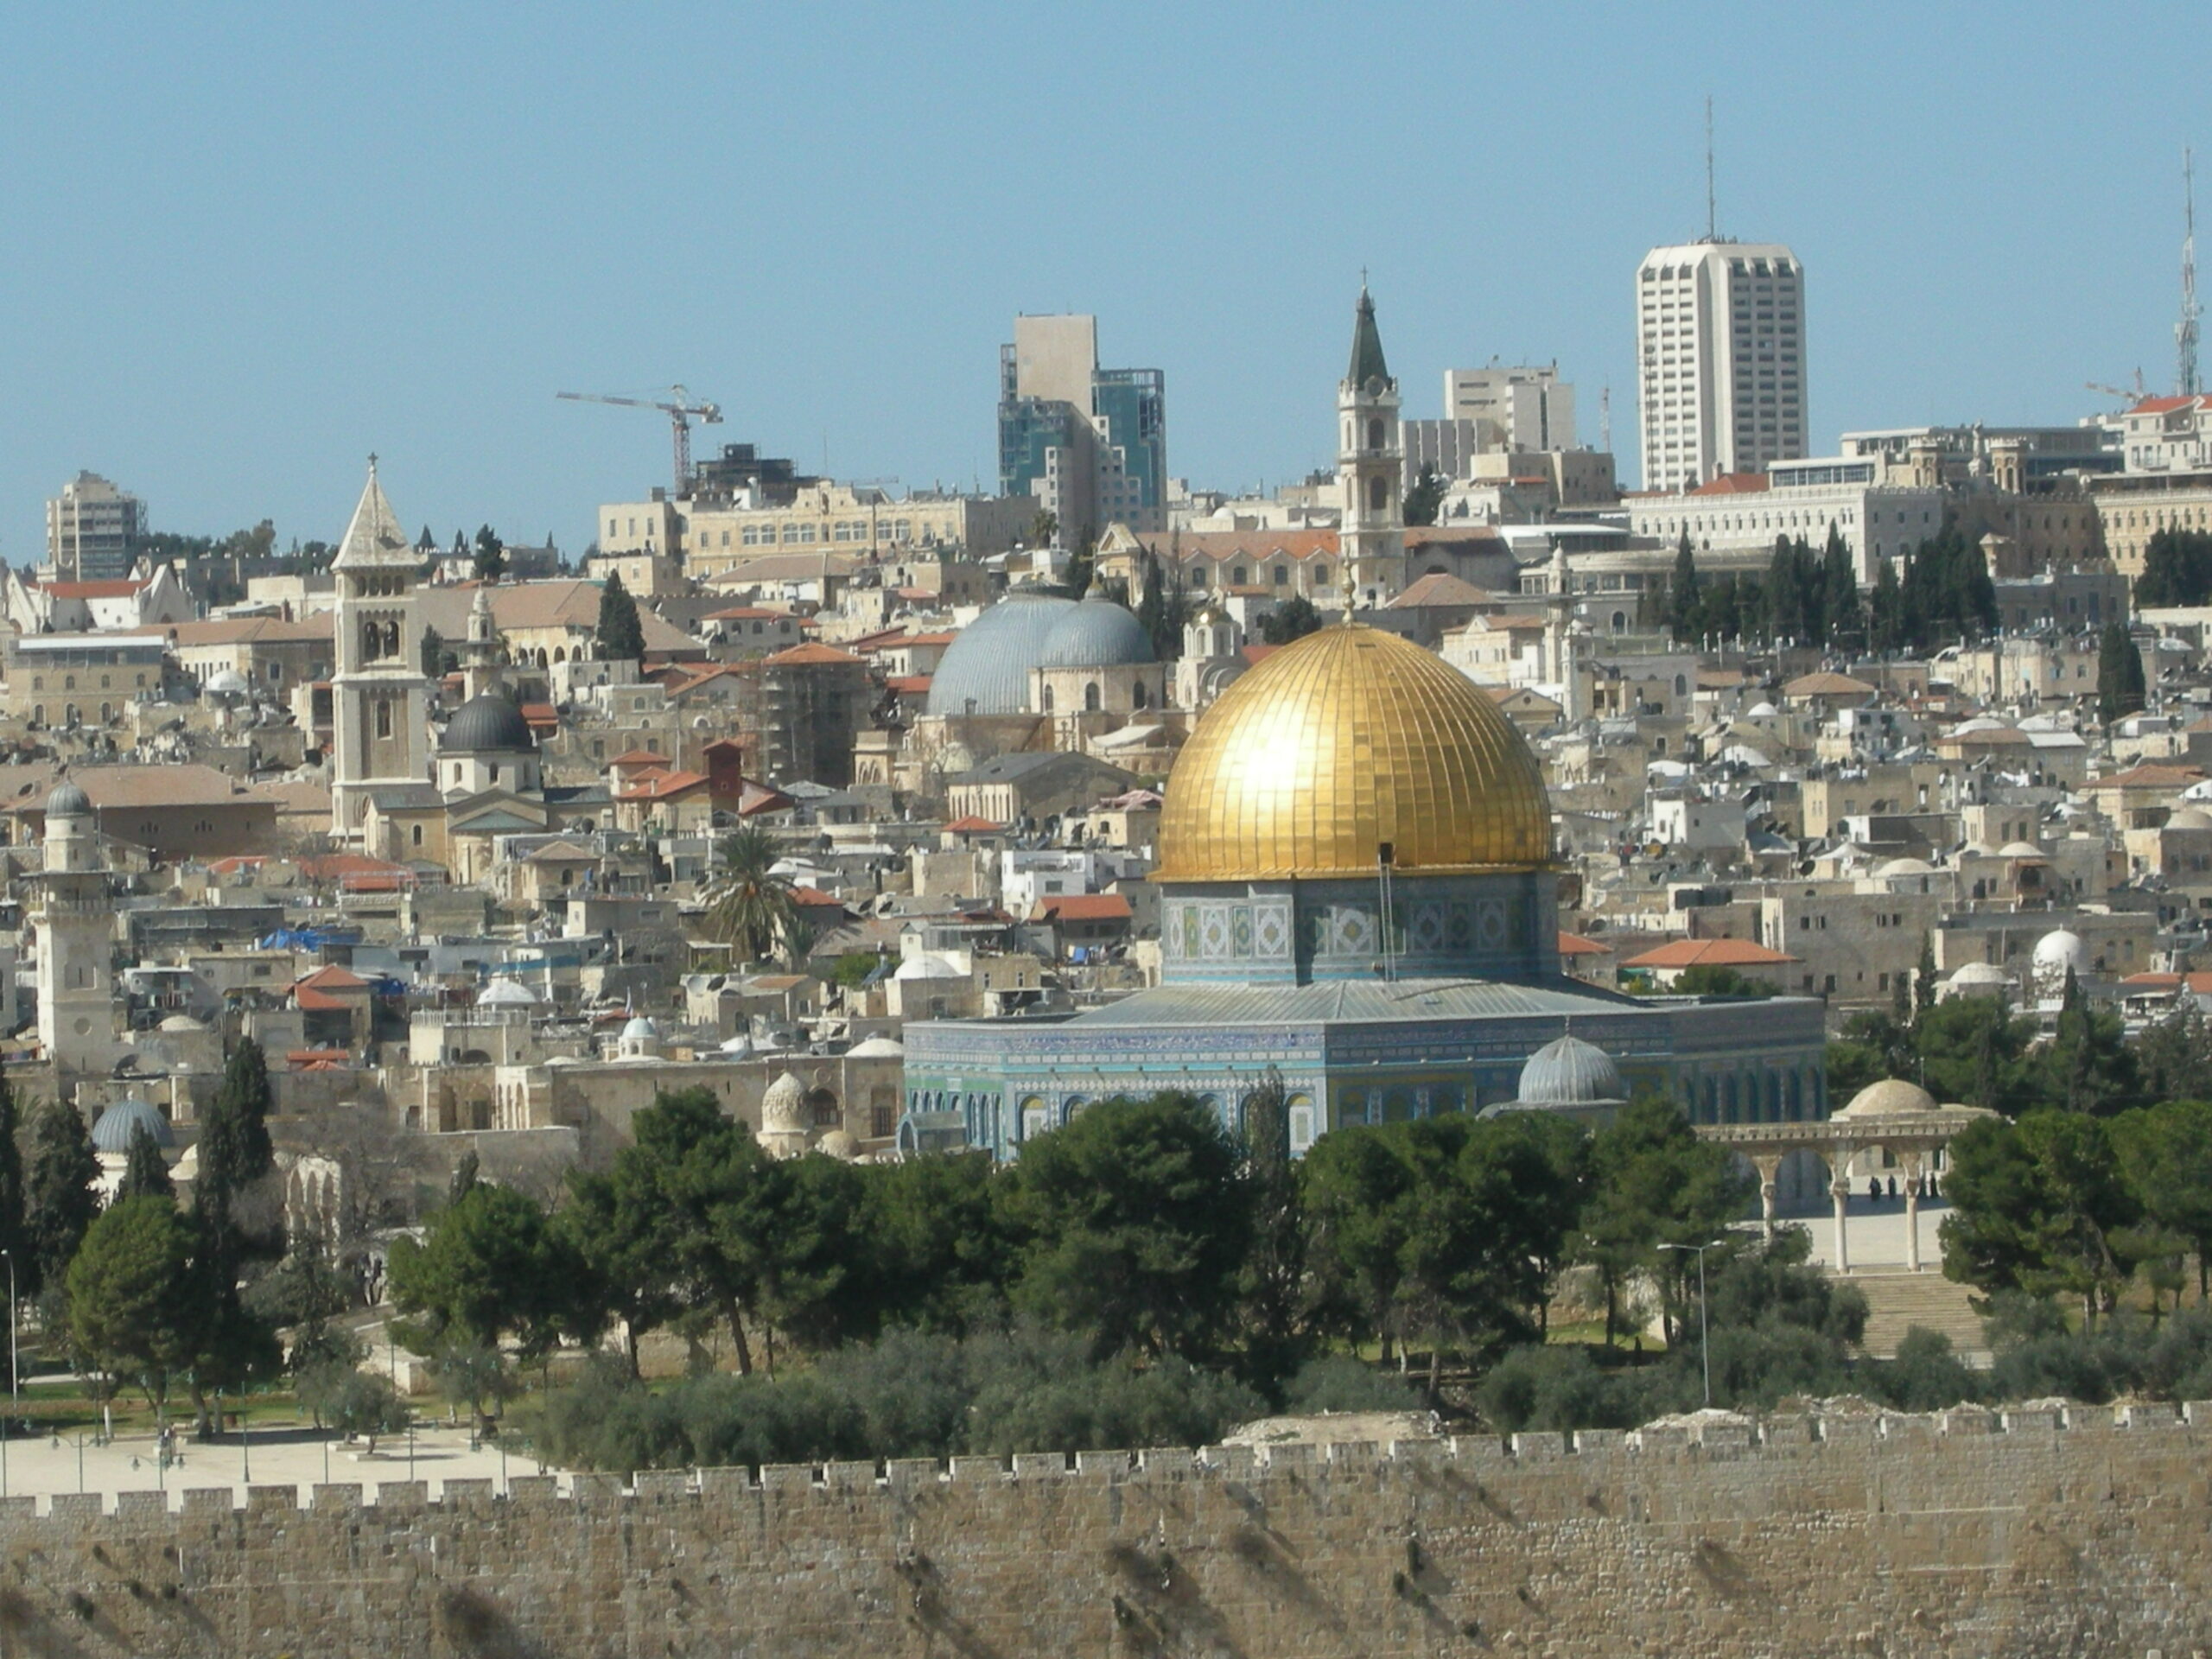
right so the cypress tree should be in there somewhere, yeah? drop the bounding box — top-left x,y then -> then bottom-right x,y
595,571 -> 647,663
24,1099 -> 99,1297
118,1122 -> 175,1201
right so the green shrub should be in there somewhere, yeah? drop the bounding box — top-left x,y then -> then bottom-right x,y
1279,1355 -> 1422,1415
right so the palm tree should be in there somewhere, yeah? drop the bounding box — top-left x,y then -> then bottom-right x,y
702,825 -> 797,965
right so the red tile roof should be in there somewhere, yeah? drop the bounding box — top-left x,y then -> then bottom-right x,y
944,815 -> 1003,834
1033,893 -> 1133,923
763,642 -> 867,667
618,769 -> 709,801
2093,763 -> 2206,789
1622,938 -> 1798,969
1556,930 -> 1612,957
1687,473 -> 1770,496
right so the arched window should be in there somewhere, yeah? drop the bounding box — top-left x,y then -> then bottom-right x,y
1040,684 -> 1054,713
1084,682 -> 1101,713
1132,680 -> 1147,711
376,702 -> 392,739
411,824 -> 424,847
1368,476 -> 1387,512
488,763 -> 500,785
63,676 -> 74,691
1367,418 -> 1384,451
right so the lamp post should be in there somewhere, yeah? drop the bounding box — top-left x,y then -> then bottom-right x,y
1658,1240 -> 1720,1409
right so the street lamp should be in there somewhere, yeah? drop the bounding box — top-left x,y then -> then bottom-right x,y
1658,1240 -> 1721,1409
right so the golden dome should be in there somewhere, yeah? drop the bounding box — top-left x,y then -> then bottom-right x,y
1155,623 -> 1552,881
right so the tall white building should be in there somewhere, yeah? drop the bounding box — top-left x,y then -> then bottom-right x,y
1636,242 -> 1807,492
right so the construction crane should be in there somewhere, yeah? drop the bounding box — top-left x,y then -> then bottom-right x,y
556,385 -> 723,495
2086,371 -> 2148,409
2180,146 -> 2201,397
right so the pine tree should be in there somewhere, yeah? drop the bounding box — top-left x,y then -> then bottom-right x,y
595,572 -> 646,663
1820,524 -> 1859,648
24,1099 -> 99,1298
1914,933 -> 1938,1022
118,1123 -> 174,1201
1867,557 -> 1904,653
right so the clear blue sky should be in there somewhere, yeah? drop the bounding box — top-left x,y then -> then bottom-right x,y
2,3 -> 2207,562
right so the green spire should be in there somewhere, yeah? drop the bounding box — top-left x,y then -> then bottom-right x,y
1346,283 -> 1390,389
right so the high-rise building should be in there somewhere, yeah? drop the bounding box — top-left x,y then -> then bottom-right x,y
1635,242 -> 1807,492
45,472 -> 146,582
1443,365 -> 1576,454
998,315 -> 1166,545
329,459 -> 430,841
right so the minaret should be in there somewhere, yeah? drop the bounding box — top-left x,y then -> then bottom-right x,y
35,779 -> 115,1076
329,459 -> 430,840
1338,283 -> 1404,606
461,584 -> 504,702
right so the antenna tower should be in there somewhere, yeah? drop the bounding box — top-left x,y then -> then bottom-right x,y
1704,95 -> 1717,241
2182,146 -> 2202,397
1600,386 -> 1612,454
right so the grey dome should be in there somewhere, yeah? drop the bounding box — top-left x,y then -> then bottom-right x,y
45,780 -> 91,818
92,1098 -> 174,1154
925,594 -> 1077,716
1037,596 -> 1156,671
1517,1033 -> 1625,1107
441,694 -> 534,753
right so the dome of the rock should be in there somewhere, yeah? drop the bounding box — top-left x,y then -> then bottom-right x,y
1154,623 -> 1552,880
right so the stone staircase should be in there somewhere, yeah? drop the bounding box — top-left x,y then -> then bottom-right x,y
1840,1270 -> 1991,1363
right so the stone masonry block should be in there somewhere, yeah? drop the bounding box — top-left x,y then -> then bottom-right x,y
1815,1414 -> 1878,1443
1573,1429 -> 1628,1456
1940,1405 -> 1996,1435
2116,1402 -> 2178,1430
2183,1401 -> 2212,1428
1012,1452 -> 1068,1480
948,1456 -> 1005,1484
372,1480 -> 429,1512
695,1468 -> 753,1502
1072,1451 -> 1130,1480
441,1478 -> 496,1512
181,1489 -> 234,1518
758,1465 -> 816,1495
632,1471 -> 693,1501
245,1485 -> 297,1513
1512,1432 -> 1567,1460
2001,1407 -> 2061,1435
115,1491 -> 168,1524
46,1493 -> 101,1526
885,1459 -> 941,1491
311,1484 -> 365,1513
823,1461 -> 878,1492
504,1476 -> 560,1507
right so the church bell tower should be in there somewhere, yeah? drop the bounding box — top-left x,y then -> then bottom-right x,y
1338,282 -> 1404,606
329,458 -> 429,840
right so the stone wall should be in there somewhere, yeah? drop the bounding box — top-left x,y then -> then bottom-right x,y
3,1403 -> 2211,1656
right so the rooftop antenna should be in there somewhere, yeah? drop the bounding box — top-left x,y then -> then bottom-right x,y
1704,95 -> 1717,241
2182,146 -> 2201,397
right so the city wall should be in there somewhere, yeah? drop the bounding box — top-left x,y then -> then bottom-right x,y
0,1403 -> 2209,1656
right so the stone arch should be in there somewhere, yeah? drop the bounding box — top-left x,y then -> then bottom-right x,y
806,1086 -> 841,1129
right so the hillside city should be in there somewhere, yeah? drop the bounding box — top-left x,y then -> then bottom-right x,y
11,234 -> 2212,1483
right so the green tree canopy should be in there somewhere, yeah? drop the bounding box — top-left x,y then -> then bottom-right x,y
1402,462 -> 1447,527
702,825 -> 798,964
117,1123 -> 174,1202
388,1180 -> 583,1364
1578,1096 -> 1754,1345
1007,1093 -> 1250,1362
67,1196 -> 200,1416
2133,528 -> 2212,607
2097,620 -> 2147,726
1259,593 -> 1325,644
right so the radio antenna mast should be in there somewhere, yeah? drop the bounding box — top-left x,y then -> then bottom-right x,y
1704,95 -> 1717,241
2181,146 -> 2201,397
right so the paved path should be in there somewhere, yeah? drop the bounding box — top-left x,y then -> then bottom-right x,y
0,1423 -> 565,1511
1777,1196 -> 1953,1274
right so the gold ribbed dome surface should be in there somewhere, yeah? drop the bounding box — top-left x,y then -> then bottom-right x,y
1155,623 -> 1552,880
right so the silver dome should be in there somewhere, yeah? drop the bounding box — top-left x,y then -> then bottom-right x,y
924,594 -> 1077,717
92,1098 -> 174,1154
1036,596 -> 1156,671
45,779 -> 92,818
1516,1033 -> 1626,1106
441,694 -> 535,753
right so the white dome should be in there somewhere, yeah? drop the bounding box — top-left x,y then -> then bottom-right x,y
718,1034 -> 755,1056
620,1014 -> 658,1041
893,953 -> 965,981
2171,807 -> 2212,830
1745,701 -> 1780,718
480,978 -> 539,1007
204,669 -> 250,696
1997,841 -> 2044,858
761,1070 -> 808,1135
1874,857 -> 1934,877
2031,929 -> 2088,972
1837,1079 -> 1939,1119
817,1129 -> 860,1161
844,1036 -> 906,1058
1948,962 -> 2012,986
157,1013 -> 206,1032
